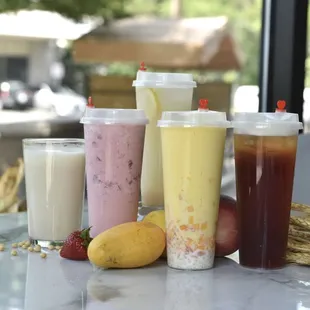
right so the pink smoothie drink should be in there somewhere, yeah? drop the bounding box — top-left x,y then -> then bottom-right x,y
81,108 -> 148,237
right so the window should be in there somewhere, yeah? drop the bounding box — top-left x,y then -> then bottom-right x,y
0,57 -> 28,82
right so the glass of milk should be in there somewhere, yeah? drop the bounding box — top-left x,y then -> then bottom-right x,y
23,138 -> 85,247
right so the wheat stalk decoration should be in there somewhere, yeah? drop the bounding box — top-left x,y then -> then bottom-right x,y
287,203 -> 310,266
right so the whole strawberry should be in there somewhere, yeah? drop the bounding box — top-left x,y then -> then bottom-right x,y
60,227 -> 92,261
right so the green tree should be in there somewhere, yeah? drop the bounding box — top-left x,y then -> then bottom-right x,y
0,0 -> 130,20
0,0 -> 263,84
127,0 -> 262,85
183,0 -> 262,85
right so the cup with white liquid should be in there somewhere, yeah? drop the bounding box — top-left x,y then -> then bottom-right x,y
23,138 -> 85,247
133,63 -> 197,214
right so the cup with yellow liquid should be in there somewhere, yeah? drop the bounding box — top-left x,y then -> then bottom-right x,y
133,64 -> 197,214
158,110 -> 230,270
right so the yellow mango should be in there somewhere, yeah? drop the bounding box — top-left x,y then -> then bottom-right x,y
142,210 -> 166,232
88,222 -> 165,269
142,210 -> 167,258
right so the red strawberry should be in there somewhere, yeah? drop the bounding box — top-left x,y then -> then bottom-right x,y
60,227 -> 92,261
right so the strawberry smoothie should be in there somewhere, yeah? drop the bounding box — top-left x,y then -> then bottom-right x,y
81,108 -> 148,237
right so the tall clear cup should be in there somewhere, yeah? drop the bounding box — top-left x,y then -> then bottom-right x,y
158,111 -> 230,270
23,139 -> 85,247
133,69 -> 197,214
81,108 -> 148,238
232,112 -> 303,269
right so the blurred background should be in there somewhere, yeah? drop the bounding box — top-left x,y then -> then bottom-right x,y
0,0 -> 308,202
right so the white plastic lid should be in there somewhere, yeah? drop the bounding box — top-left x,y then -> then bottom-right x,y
157,110 -> 230,128
232,112 -> 303,136
80,108 -> 149,125
133,70 -> 197,88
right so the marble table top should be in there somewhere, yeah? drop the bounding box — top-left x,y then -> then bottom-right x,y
1,212 -> 310,310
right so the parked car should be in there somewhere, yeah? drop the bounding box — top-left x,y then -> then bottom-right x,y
33,84 -> 87,117
0,80 -> 33,110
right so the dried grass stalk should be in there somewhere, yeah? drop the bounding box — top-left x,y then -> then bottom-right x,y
289,235 -> 309,244
287,202 -> 310,265
288,226 -> 310,241
286,251 -> 310,266
291,202 -> 310,214
290,216 -> 310,230
287,238 -> 310,254
0,158 -> 24,213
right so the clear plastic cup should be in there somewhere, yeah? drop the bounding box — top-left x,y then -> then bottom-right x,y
133,67 -> 197,212
23,138 -> 85,247
80,108 -> 148,238
158,110 -> 230,270
232,110 -> 303,269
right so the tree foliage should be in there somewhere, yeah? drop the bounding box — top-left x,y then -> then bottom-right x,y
0,0 -> 130,20
3,0 -> 306,86
125,0 -> 262,85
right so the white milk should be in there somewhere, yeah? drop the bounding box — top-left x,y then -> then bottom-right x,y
24,146 -> 85,241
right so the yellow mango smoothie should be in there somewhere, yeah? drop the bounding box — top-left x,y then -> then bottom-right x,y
158,111 -> 230,270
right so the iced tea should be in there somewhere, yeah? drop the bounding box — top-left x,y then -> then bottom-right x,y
234,134 -> 298,269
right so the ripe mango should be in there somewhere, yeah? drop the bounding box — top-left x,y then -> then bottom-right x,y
88,222 -> 165,269
142,210 -> 167,258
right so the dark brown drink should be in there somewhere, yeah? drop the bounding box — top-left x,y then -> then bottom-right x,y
234,134 -> 298,269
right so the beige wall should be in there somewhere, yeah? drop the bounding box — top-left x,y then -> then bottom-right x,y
0,36 -> 57,85
0,37 -> 31,55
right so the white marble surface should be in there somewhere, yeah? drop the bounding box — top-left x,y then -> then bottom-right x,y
1,212 -> 310,310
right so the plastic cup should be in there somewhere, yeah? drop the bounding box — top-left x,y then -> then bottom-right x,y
80,108 -> 148,238
232,111 -> 303,269
133,68 -> 197,212
158,110 -> 230,270
23,138 -> 85,247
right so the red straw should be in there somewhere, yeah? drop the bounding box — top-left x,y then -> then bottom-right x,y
199,99 -> 209,111
276,100 -> 286,112
139,62 -> 147,71
87,96 -> 94,108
